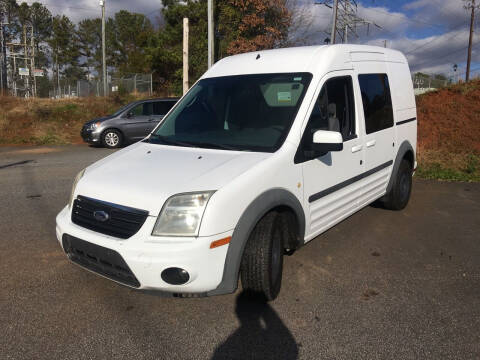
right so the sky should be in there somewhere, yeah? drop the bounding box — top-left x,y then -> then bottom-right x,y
20,0 -> 480,79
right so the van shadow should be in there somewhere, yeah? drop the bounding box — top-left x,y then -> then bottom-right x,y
211,291 -> 299,360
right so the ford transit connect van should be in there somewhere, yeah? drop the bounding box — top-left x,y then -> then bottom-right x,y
56,45 -> 417,301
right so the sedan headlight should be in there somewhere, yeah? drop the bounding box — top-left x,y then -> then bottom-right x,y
152,192 -> 215,237
87,121 -> 101,131
69,169 -> 85,208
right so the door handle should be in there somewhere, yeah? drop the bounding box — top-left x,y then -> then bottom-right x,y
366,140 -> 376,148
351,144 -> 363,153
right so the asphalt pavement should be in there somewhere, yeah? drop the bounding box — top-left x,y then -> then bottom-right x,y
1,145 -> 479,360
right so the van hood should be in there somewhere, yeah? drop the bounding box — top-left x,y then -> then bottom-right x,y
75,142 -> 271,216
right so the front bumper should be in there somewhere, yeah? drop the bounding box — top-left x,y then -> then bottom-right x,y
81,128 -> 101,144
56,206 -> 231,295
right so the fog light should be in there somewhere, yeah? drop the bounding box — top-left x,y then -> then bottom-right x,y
161,267 -> 190,285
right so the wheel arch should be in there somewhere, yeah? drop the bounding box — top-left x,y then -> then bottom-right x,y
207,188 -> 305,296
386,140 -> 415,194
102,127 -> 124,138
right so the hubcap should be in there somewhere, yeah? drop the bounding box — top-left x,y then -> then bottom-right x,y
105,132 -> 119,147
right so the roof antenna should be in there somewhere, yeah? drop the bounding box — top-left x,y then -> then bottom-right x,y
256,54 -> 261,60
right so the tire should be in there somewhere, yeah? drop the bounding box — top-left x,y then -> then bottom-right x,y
240,212 -> 284,302
102,129 -> 123,149
383,159 -> 413,210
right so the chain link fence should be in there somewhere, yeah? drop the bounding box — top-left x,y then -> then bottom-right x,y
48,73 -> 153,98
412,73 -> 449,95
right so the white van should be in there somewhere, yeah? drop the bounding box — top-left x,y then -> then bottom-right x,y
56,45 -> 417,301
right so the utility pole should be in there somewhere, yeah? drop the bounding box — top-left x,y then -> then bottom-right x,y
100,0 -> 107,96
0,20 -> 5,95
207,0 -> 214,68
331,0 -> 338,44
31,24 -> 36,97
183,18 -> 189,95
0,3 -> 7,95
464,0 -> 479,82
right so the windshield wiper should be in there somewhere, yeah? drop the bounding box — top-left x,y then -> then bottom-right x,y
190,142 -> 243,151
147,135 -> 245,151
146,134 -> 196,148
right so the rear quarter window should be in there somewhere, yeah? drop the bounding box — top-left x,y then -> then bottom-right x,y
153,101 -> 177,115
358,74 -> 394,134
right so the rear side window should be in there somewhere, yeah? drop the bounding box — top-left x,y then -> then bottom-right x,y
358,74 -> 393,134
153,101 -> 176,115
131,103 -> 153,116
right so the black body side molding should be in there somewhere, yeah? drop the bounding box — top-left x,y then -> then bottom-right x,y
308,160 -> 393,203
396,117 -> 416,126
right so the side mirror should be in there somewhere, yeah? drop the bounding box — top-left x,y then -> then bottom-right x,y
311,130 -> 343,154
126,111 -> 134,118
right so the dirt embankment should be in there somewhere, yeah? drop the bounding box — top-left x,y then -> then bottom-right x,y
0,95 -> 146,146
417,80 -> 480,154
416,80 -> 480,181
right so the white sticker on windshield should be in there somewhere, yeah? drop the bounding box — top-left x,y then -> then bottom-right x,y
294,77 -> 302,81
277,91 -> 292,102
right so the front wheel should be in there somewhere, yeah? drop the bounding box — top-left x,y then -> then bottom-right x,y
240,212 -> 284,302
383,159 -> 413,210
102,129 -> 123,149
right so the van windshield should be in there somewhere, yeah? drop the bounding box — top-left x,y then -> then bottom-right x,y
148,73 -> 312,152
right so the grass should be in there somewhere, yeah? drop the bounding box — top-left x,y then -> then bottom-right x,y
416,151 -> 480,182
0,93 -> 150,146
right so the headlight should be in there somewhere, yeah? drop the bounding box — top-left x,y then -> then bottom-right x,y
69,169 -> 85,208
152,192 -> 215,237
88,121 -> 101,131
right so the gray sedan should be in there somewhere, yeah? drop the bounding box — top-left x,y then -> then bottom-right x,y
81,98 -> 178,148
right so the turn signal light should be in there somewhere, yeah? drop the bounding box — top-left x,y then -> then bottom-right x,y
210,236 -> 231,249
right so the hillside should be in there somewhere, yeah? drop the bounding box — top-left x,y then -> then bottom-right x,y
0,95 -> 143,146
416,80 -> 480,181
1,81 -> 479,181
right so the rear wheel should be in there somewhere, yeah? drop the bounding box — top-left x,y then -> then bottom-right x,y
102,129 -> 123,149
240,212 -> 284,302
383,159 -> 413,210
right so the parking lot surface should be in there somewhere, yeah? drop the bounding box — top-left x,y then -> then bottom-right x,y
1,145 -> 479,360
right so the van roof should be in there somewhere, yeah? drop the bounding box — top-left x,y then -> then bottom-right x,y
203,44 -> 408,79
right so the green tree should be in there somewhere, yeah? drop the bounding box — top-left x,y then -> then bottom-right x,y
48,15 -> 84,83
111,11 -> 154,75
149,0 -> 208,94
150,0 -> 292,94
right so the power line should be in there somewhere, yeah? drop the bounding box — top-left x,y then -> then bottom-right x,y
361,2 -> 466,32
404,23 -> 469,55
411,41 -> 479,70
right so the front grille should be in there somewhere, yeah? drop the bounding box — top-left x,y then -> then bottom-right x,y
62,234 -> 140,287
72,195 -> 149,239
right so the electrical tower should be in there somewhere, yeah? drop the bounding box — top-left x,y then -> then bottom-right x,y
316,0 -> 381,44
5,23 -> 36,97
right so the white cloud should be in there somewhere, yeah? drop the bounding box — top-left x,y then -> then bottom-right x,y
403,0 -> 469,30
19,0 -> 162,23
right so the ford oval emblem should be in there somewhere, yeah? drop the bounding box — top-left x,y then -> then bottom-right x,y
93,210 -> 109,222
